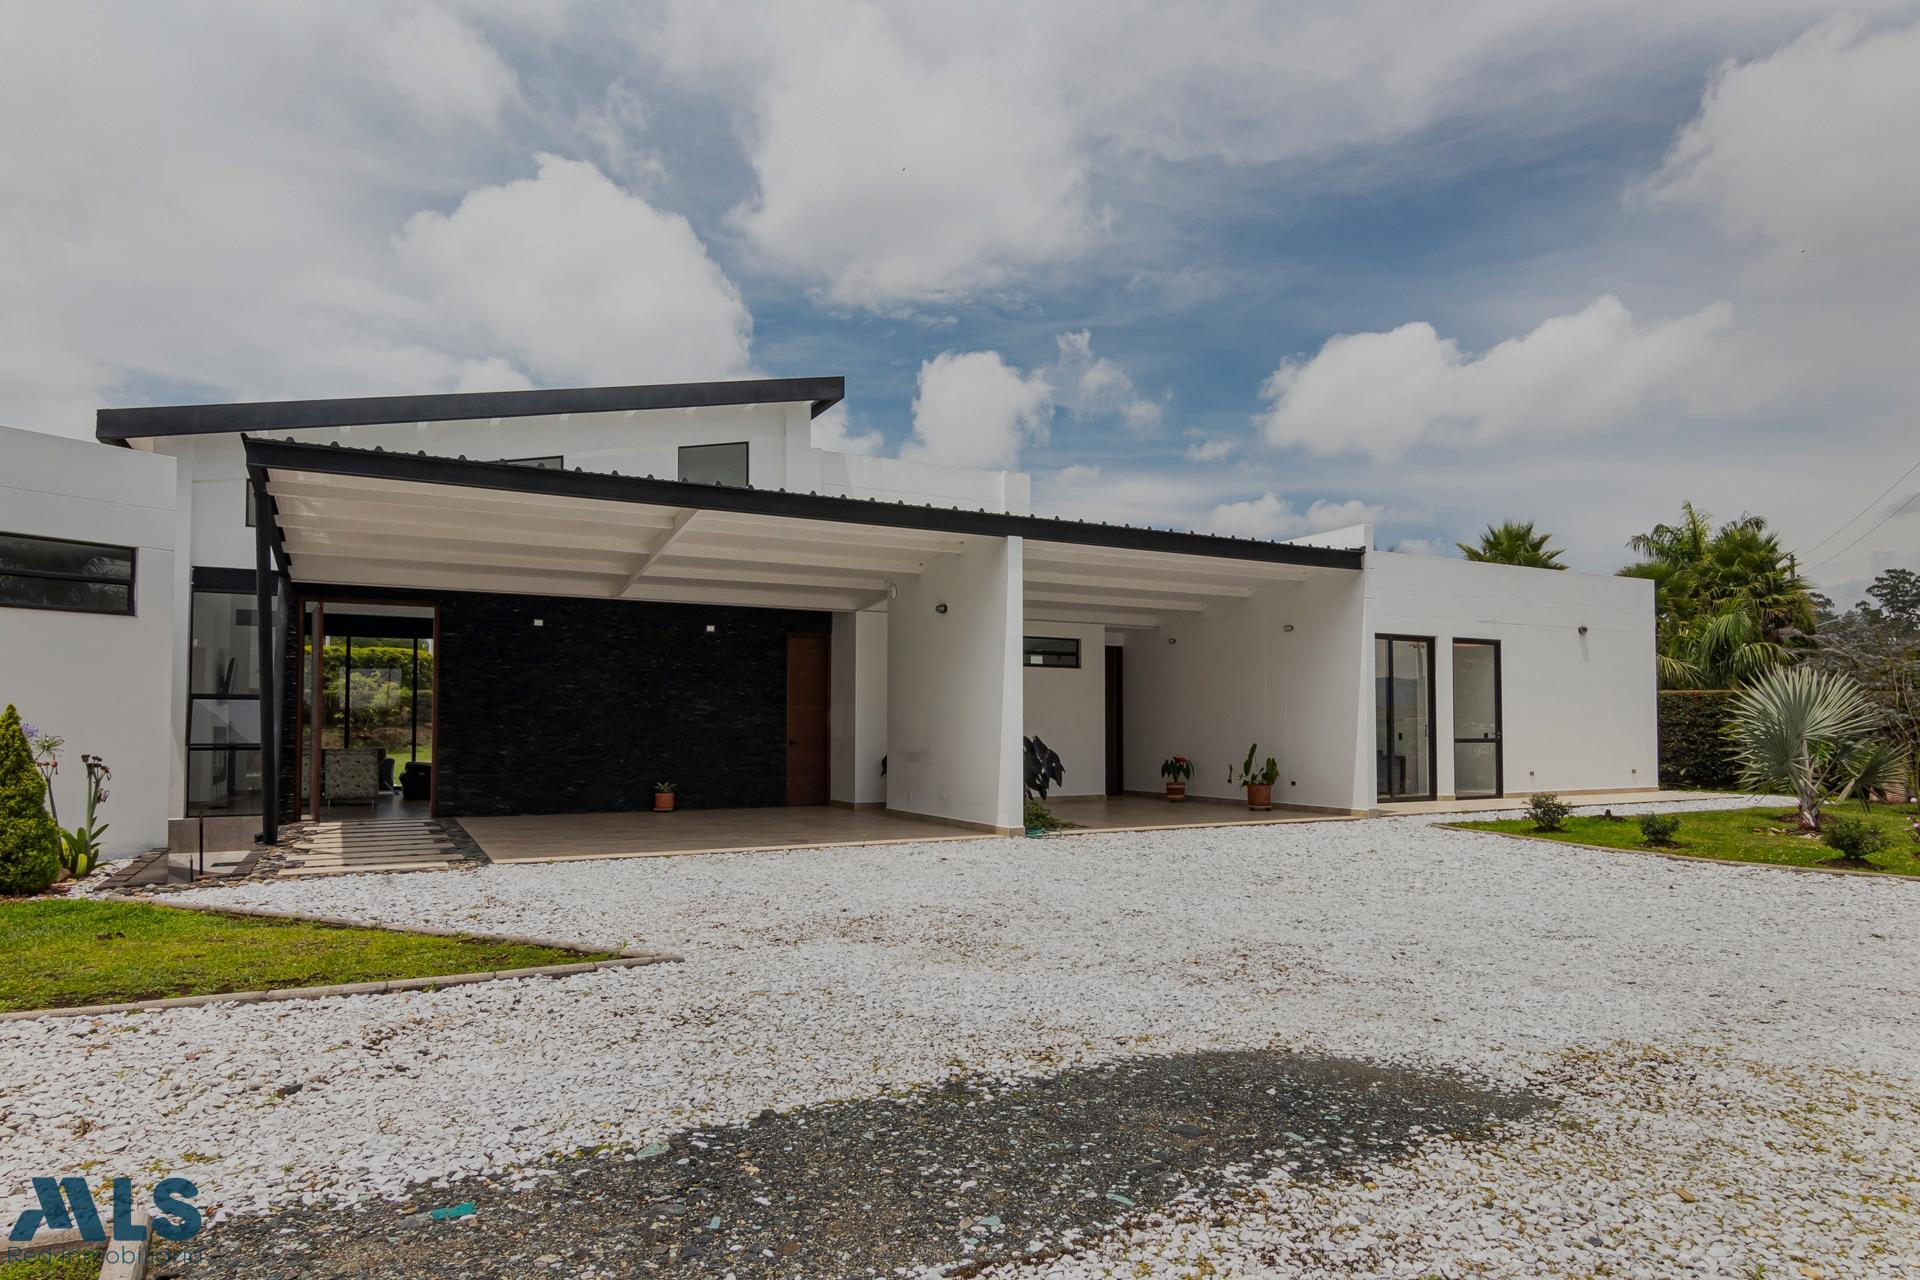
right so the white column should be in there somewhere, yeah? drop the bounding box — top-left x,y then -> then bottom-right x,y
886,535 -> 1022,832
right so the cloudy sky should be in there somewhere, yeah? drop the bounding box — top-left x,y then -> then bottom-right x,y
4,2 -> 1918,600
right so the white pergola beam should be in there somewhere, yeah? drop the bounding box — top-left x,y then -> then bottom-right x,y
1024,587 -> 1208,612
1023,605 -> 1163,628
615,508 -> 699,597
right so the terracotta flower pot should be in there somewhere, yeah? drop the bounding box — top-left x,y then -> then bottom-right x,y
1245,783 -> 1272,811
654,792 -> 675,812
1165,782 -> 1187,802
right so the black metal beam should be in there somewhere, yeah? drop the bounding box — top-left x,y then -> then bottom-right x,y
242,437 -> 1367,573
251,472 -> 279,847
98,377 -> 846,441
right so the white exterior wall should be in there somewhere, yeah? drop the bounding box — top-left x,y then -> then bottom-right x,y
1363,551 -> 1657,797
1020,619 -> 1105,797
829,610 -> 888,805
1120,574 -> 1367,812
886,536 -> 1022,831
0,427 -> 176,855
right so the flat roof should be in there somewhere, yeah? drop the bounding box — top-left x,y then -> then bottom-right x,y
97,376 -> 845,442
243,436 -> 1366,576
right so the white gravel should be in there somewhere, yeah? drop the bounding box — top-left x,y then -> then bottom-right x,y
6,797 -> 1919,1276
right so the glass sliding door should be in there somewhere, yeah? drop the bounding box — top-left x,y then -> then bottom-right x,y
1452,640 -> 1502,799
1375,635 -> 1435,801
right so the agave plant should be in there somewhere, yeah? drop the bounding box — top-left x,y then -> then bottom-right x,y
1728,667 -> 1885,830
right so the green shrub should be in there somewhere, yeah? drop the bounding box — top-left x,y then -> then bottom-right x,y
0,705 -> 59,896
1658,690 -> 1741,789
1527,792 -> 1572,833
1638,813 -> 1681,846
1023,798 -> 1063,833
1819,814 -> 1888,860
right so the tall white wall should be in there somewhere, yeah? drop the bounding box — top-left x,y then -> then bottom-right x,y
0,427 -> 176,855
886,536 -> 1022,831
1120,572 -> 1368,812
830,610 -> 889,805
1020,619 -> 1105,797
1364,552 -> 1657,797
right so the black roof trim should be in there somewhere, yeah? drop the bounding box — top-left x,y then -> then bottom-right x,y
98,377 -> 845,441
242,437 -> 1365,573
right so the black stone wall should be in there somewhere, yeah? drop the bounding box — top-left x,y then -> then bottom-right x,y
278,585 -> 830,818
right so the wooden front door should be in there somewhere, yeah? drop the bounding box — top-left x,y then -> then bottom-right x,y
785,633 -> 831,805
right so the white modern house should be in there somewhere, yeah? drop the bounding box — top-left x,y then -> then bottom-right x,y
0,376 -> 1657,857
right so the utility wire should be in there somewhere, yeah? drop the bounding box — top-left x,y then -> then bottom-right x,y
1799,453 -> 1920,556
1806,488 -> 1920,572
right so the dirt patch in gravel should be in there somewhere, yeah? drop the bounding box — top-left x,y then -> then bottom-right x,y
172,1047 -> 1542,1279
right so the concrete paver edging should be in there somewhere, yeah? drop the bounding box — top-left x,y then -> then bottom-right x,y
1,898 -> 680,1022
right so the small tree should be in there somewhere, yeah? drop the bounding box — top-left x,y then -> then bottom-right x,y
1728,667 -> 1884,830
0,705 -> 59,896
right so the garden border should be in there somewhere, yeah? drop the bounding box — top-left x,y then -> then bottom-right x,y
1448,823 -> 1920,882
0,897 -> 681,1021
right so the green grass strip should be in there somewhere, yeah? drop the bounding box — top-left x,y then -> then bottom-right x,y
1454,804 -> 1920,877
0,899 -> 615,1013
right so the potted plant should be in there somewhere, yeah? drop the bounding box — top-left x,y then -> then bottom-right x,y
1227,744 -> 1280,811
1160,756 -> 1192,802
653,781 -> 676,812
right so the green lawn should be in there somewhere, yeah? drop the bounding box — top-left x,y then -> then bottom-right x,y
1455,804 -> 1920,876
0,1248 -> 103,1279
0,900 -> 614,1013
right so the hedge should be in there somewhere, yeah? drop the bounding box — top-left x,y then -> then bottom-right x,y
1658,689 -> 1741,790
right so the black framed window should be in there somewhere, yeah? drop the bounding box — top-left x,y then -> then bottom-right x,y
503,455 -> 565,470
186,585 -> 264,815
679,442 -> 749,487
0,531 -> 136,615
1024,636 -> 1081,669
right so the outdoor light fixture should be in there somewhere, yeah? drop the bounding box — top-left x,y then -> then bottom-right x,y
1166,636 -> 1177,645
1282,624 -> 1295,632
1578,625 -> 1589,635
533,618 -> 544,627
934,602 -> 949,614
705,623 -> 717,633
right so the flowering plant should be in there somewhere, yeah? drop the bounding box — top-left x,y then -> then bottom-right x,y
1159,756 -> 1193,783
59,754 -> 111,879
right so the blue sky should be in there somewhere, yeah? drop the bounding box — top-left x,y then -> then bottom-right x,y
4,2 -> 1918,600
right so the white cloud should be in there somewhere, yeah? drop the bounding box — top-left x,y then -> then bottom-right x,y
810,403 -> 884,455
394,154 -> 753,386
1184,436 -> 1238,463
0,3 -> 731,438
1048,331 -> 1163,431
656,0 -> 1092,306
902,331 -> 1159,468
1204,494 -> 1384,540
372,7 -> 521,125
642,0 -> 1884,308
1258,295 -> 1732,463
902,350 -> 1051,469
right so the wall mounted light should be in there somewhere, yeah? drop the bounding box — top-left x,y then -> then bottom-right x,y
1578,625 -> 1589,636
934,602 -> 949,615
1282,624 -> 1295,632
1166,636 -> 1177,645
705,623 -> 717,633
532,618 -> 544,628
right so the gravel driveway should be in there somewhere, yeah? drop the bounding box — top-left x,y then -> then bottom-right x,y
5,801 -> 1917,1277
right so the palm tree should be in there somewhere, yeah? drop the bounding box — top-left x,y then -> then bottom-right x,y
1621,502 -> 1816,688
1728,666 -> 1884,830
1457,521 -> 1566,569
